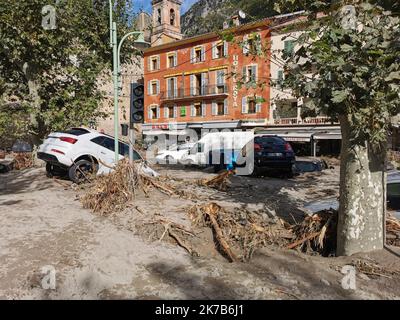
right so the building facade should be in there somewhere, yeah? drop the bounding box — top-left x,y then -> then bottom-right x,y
143,9 -> 272,136
264,14 -> 341,156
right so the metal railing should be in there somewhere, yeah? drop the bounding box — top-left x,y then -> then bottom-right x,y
160,85 -> 229,100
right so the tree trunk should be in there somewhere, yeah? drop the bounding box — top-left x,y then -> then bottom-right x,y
23,62 -> 45,145
337,115 -> 386,256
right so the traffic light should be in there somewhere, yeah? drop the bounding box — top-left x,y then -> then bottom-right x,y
130,83 -> 144,124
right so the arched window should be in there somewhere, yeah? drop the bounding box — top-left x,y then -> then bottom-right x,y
157,8 -> 162,25
170,9 -> 175,26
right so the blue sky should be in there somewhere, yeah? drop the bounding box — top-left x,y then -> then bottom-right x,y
133,0 -> 199,14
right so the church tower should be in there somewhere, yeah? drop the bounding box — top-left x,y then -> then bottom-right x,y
151,0 -> 183,46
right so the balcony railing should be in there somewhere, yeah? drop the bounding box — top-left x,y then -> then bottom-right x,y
160,85 -> 229,101
272,116 -> 338,125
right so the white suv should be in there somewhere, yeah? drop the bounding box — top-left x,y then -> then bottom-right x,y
38,127 -> 157,182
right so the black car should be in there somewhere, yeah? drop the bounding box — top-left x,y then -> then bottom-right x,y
237,135 -> 296,176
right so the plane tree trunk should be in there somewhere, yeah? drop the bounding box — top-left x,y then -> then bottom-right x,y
337,115 -> 386,256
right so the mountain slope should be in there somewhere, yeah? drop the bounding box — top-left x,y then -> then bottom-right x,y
181,0 -> 277,37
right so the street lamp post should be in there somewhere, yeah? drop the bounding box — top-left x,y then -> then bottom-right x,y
108,1 -> 149,163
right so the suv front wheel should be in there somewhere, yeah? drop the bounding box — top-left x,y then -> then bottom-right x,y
68,159 -> 98,183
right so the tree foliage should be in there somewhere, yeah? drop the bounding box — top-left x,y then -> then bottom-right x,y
0,0 -> 137,145
275,1 -> 399,146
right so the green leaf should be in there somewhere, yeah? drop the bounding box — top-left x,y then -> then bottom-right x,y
331,90 -> 349,103
385,72 -> 400,81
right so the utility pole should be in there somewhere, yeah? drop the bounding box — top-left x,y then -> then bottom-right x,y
108,1 -> 149,163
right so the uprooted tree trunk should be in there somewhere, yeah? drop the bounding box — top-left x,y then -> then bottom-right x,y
337,115 -> 386,256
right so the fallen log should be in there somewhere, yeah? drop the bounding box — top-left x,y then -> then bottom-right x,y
286,232 -> 320,250
204,206 -> 238,262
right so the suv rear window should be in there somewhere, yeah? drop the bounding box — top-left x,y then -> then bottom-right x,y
62,128 -> 90,136
255,136 -> 285,145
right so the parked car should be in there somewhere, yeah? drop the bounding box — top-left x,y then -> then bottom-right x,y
155,143 -> 195,164
181,131 -> 254,171
293,157 -> 328,174
304,170 -> 400,219
237,135 -> 296,177
38,127 -> 157,183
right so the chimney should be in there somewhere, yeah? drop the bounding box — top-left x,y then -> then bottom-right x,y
232,14 -> 240,27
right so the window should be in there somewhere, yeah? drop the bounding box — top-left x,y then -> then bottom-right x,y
248,98 -> 257,114
167,52 -> 177,68
191,46 -> 204,63
195,48 -> 202,62
167,106 -> 174,118
149,56 -> 160,71
167,77 -> 177,98
248,38 -> 257,54
212,99 -> 227,116
148,80 -> 159,95
242,96 -> 261,114
194,103 -> 202,116
149,106 -> 159,119
216,70 -> 225,93
191,73 -> 203,96
217,101 -> 225,115
243,65 -> 258,83
213,41 -> 227,59
170,9 -> 175,25
157,8 -> 162,25
284,40 -> 296,56
91,136 -> 105,147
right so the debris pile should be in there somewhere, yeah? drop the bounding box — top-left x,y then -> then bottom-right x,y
352,259 -> 400,279
198,170 -> 234,191
285,210 -> 400,255
13,152 -> 33,170
386,214 -> 400,247
81,159 -> 176,215
188,202 -> 290,261
286,209 -> 337,256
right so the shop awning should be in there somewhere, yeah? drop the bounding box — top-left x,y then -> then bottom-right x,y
313,133 -> 342,140
144,130 -> 190,136
257,132 -> 313,142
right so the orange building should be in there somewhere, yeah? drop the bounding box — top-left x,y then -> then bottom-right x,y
143,1 -> 272,135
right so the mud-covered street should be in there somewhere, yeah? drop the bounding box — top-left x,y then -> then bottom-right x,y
1,165 -> 399,300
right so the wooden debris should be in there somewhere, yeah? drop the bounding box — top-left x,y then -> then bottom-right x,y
203,203 -> 238,262
169,229 -> 198,256
81,159 -> 178,215
199,170 -> 234,191
13,152 -> 33,170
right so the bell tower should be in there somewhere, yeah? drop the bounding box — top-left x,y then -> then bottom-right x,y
151,0 -> 183,46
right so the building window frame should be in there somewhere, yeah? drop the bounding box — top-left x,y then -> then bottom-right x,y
167,51 -> 178,68
149,55 -> 160,71
191,45 -> 205,63
241,96 -> 262,114
148,79 -> 160,96
212,41 -> 228,59
243,64 -> 258,83
148,104 -> 160,120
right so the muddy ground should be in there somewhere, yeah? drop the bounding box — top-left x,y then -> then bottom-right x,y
0,164 -> 399,300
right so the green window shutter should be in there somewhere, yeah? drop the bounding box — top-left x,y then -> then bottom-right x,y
284,40 -> 295,55
278,70 -> 284,81
180,106 -> 186,117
